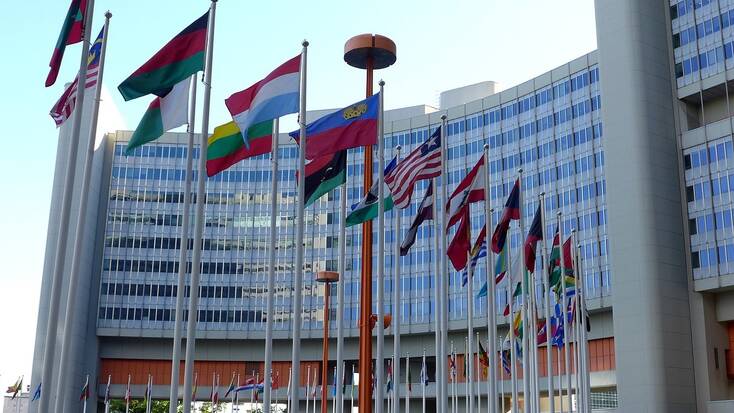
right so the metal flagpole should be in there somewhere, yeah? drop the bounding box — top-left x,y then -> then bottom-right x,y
557,345 -> 563,413
55,8 -> 108,412
439,115 -> 450,413
557,212 -> 571,412
499,337 -> 505,413
287,368 -> 292,413
466,250 -> 475,413
333,366 -> 338,413
578,244 -> 591,411
233,374 -> 240,413
105,375 -> 111,413
530,254 -> 540,413
450,343 -> 455,413
336,152 -> 348,413
571,231 -> 582,413
393,145 -> 402,413
263,117 -> 280,412
351,364 -> 355,412
475,332 -> 481,413
37,1 -> 95,409
405,353 -> 410,413
170,73 -> 197,413
182,3 -> 216,413
126,374 -> 131,413
464,337 -> 469,413
375,80 -> 387,413
482,144 -> 497,413
305,367 -> 311,413
82,375 -> 88,413
516,169 -> 530,413
539,193 -> 554,413
508,243 -> 518,413
290,39 -> 309,413
421,351 -> 426,413
431,175 -> 442,413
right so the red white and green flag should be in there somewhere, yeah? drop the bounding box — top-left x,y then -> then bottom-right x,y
126,78 -> 190,154
46,0 -> 87,87
118,11 -> 208,101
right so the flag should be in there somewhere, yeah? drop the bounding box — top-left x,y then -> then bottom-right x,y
126,78 -> 190,154
462,225 -> 487,286
400,182 -> 433,256
6,377 -> 22,400
445,156 -> 486,228
206,120 -> 274,176
125,376 -> 132,404
80,376 -> 89,401
234,381 -> 264,393
537,318 -> 548,345
226,55 -> 300,147
478,340 -> 489,378
407,361 -> 413,393
300,150 -> 347,208
513,310 -> 523,339
384,126 -> 441,208
385,361 -> 393,394
144,375 -> 152,403
524,205 -> 543,272
290,93 -> 380,160
332,368 -> 337,396
46,0 -> 86,87
104,375 -> 111,404
446,207 -> 471,271
345,157 -> 396,226
210,375 -> 219,406
31,382 -> 41,402
477,241 -> 508,298
224,374 -> 236,398
49,26 -> 105,127
449,353 -> 457,380
118,11 -> 208,100
549,232 -> 575,293
490,179 -> 520,253
419,357 -> 429,386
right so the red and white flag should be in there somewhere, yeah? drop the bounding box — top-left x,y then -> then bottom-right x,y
385,126 -> 441,209
49,26 -> 105,127
445,156 -> 486,228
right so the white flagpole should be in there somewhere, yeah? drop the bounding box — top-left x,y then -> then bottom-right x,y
530,257 -> 540,413
286,368 -> 292,413
450,343 -> 455,413
263,116 -> 280,413
557,345 -> 563,413
146,375 -> 153,413
464,337 -> 469,413
482,144 -> 497,413
499,337 -> 505,413
82,374 -> 89,413
439,115 -> 450,413
290,39 -> 309,412
313,372 -> 318,413
37,2 -> 95,409
508,242 -> 518,413
351,364 -> 355,412
233,374 -> 240,413
126,374 -> 131,413
540,193 -> 553,413
405,350 -> 412,413
393,144 -> 402,413
431,175 -> 442,413
466,252 -> 475,413
333,366 -> 337,413
375,79 -> 387,413
570,231 -> 580,413
105,374 -> 111,413
335,150 -> 348,413
577,244 -> 591,411
516,169 -> 530,413
54,7 -> 107,412
182,3 -> 216,413
170,72 -> 197,413
557,212 -> 571,412
476,332 -> 481,413
421,351 -> 426,413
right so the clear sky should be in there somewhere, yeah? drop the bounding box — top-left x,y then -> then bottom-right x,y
0,0 -> 596,389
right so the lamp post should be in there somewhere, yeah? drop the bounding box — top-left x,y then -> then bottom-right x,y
317,271 -> 340,413
343,33 -> 396,413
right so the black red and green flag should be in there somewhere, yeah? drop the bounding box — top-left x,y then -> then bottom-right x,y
206,120 -> 273,176
302,150 -> 347,208
118,11 -> 208,101
46,0 -> 87,87
548,229 -> 575,296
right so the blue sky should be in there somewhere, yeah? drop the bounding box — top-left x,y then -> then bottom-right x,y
0,0 -> 596,388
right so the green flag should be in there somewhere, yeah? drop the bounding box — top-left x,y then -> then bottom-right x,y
346,157 -> 396,227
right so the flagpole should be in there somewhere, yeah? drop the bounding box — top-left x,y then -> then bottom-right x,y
421,351 -> 426,413
575,241 -> 591,412
451,344 -> 456,413
439,114 -> 450,413
515,169 -> 530,413
333,366 -> 338,413
530,250 -> 540,413
508,244 -> 519,413
306,366 -> 311,413
393,144 -> 402,413
405,353 -> 410,413
482,144 -> 497,413
571,231 -> 582,413
431,175 -> 442,413
335,152 -> 348,413
557,212 -> 571,412
539,193 -> 554,413
463,337 -> 469,413
181,3 -> 216,413
373,79 -> 387,413
37,0 -> 95,407
126,374 -> 131,413
263,116 -> 280,412
499,337 -> 505,413
105,375 -> 111,413
466,251 -> 475,413
350,364 -> 355,412
290,39 -> 309,413
287,368 -> 292,413
82,374 -> 89,413
475,332 -> 481,413
168,70 -> 197,413
54,8 -> 107,412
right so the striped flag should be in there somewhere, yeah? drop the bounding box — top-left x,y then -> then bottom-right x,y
46,0 -> 87,87
445,156 -> 486,228
49,26 -> 105,127
384,126 -> 441,209
400,182 -> 433,256
462,225 -> 487,286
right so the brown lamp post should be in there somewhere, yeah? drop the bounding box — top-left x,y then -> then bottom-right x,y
316,270 -> 339,413
343,33 -> 396,413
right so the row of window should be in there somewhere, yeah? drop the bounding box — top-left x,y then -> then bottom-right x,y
673,7 -> 734,48
675,42 -> 733,78
103,258 -> 311,274
684,139 -> 734,169
100,282 -> 274,299
117,144 -> 300,161
691,241 -> 734,268
689,207 -> 734,234
671,0 -> 715,20
686,173 -> 734,202
98,306 -> 264,323
104,236 -> 296,252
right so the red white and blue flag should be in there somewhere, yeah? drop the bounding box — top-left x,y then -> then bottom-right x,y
385,126 -> 441,209
226,55 -> 301,148
291,93 -> 380,160
445,156 -> 486,229
50,26 -> 105,127
491,179 -> 521,253
524,205 -> 544,272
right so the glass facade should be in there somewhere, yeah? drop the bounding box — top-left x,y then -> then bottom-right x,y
97,63 -> 611,334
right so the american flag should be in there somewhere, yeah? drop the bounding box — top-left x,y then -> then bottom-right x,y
49,26 -> 105,127
384,126 -> 441,209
